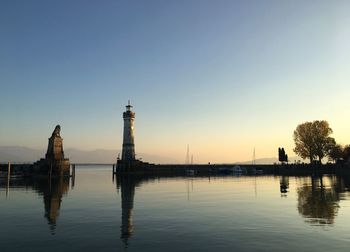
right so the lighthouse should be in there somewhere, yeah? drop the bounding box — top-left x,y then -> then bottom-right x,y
122,101 -> 136,161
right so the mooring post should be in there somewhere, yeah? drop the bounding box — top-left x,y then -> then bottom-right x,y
6,162 -> 11,197
71,164 -> 75,188
7,161 -> 11,180
49,162 -> 52,191
72,164 -> 76,177
49,162 -> 52,179
112,164 -> 116,183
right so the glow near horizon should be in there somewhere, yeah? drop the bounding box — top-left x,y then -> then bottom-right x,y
0,1 -> 349,163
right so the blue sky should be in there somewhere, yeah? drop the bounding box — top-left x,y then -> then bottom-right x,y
1,0 -> 349,163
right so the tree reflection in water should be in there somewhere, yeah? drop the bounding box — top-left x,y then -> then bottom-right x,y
297,175 -> 341,225
280,176 -> 289,196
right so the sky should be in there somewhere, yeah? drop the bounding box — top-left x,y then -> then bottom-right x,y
1,0 -> 349,163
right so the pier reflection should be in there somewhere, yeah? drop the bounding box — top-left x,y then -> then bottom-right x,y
296,174 -> 350,225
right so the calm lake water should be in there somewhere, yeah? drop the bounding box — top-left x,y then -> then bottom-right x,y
1,166 -> 350,251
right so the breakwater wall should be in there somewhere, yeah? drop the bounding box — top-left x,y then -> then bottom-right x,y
0,163 -> 32,172
119,163 -> 350,176
2,162 -> 349,177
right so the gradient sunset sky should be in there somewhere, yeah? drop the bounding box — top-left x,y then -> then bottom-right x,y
1,0 -> 349,163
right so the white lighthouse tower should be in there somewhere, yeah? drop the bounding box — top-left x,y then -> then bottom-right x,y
122,101 -> 136,161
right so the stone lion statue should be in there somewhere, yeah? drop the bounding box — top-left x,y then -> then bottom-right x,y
52,125 -> 61,137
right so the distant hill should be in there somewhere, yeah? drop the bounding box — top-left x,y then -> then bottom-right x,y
65,148 -> 118,163
0,146 -> 43,163
239,156 -> 300,165
65,148 -> 179,164
0,146 -> 179,164
0,146 -> 300,164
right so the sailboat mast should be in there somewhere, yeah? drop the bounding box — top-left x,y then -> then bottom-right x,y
252,147 -> 256,165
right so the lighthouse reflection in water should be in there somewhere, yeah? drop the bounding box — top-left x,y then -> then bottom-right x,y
116,174 -> 139,246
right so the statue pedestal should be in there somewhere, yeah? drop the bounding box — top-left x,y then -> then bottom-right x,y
33,125 -> 70,177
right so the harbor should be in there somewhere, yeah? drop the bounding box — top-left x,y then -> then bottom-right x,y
1,102 -> 349,181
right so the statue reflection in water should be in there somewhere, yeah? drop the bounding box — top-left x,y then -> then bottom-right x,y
32,177 -> 70,234
297,175 -> 345,225
1,176 -> 71,234
115,174 -> 148,248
